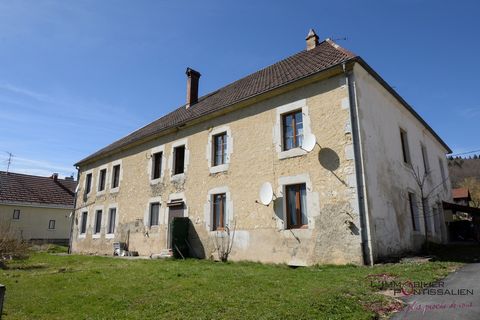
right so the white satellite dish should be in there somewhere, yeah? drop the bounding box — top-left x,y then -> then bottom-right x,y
259,182 -> 274,206
301,133 -> 317,152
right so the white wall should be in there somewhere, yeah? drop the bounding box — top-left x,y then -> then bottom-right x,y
353,64 -> 451,259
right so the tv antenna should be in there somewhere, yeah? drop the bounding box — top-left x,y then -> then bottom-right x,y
4,151 -> 14,173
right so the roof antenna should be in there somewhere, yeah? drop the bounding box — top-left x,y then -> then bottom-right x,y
4,151 -> 14,173
331,36 -> 348,41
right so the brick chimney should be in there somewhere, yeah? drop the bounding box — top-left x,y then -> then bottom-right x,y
51,173 -> 58,182
185,67 -> 201,109
306,29 -> 319,51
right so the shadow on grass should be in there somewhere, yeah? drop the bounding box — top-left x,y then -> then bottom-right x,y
428,242 -> 480,263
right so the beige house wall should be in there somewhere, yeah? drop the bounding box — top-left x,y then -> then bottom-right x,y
71,72 -> 365,265
0,203 -> 72,241
353,64 -> 452,259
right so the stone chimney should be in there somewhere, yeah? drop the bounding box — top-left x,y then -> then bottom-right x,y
185,67 -> 201,109
306,29 -> 319,51
51,173 -> 58,182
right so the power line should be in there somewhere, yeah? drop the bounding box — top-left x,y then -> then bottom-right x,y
450,149 -> 480,157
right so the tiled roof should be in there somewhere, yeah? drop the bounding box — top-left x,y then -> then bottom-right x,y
452,187 -> 471,200
0,171 -> 77,207
76,39 -> 356,165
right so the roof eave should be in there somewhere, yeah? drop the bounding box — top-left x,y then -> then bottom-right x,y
353,57 -> 452,154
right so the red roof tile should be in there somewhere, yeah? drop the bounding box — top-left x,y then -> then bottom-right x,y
0,171 -> 76,207
452,188 -> 471,200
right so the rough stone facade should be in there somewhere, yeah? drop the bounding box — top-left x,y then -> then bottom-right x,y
71,73 -> 365,265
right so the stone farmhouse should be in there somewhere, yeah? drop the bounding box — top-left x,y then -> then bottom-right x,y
0,171 -> 76,245
71,30 -> 452,265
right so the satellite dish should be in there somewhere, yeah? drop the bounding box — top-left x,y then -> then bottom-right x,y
259,182 -> 274,206
301,133 -> 317,152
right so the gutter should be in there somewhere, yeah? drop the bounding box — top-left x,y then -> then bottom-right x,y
344,62 -> 374,266
67,168 -> 80,254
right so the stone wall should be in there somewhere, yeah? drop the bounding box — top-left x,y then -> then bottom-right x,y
71,73 -> 364,265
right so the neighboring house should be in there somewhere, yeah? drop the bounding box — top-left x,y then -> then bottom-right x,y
452,188 -> 471,206
71,30 -> 452,265
0,171 -> 76,245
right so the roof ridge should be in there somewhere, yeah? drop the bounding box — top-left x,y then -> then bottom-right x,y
324,38 -> 357,58
0,170 -> 74,182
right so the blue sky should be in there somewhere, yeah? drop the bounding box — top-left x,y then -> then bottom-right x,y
0,0 -> 478,178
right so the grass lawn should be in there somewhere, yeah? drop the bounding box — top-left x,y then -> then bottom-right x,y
0,245 -> 475,320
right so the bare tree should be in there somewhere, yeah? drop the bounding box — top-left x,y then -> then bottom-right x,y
409,165 -> 449,252
212,220 -> 236,262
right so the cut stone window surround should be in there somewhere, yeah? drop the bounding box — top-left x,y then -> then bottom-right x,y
273,99 -> 312,160
96,165 -> 109,195
148,144 -> 166,185
110,160 -> 122,193
106,204 -> 118,239
168,138 -> 189,182
204,186 -> 233,232
206,125 -> 233,174
275,174 -> 319,231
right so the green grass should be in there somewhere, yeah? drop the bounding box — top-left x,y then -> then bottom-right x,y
0,250 -> 466,320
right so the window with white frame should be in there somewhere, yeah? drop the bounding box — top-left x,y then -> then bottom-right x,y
282,110 -> 303,151
107,208 -> 117,234
274,99 -> 312,160
111,165 -> 120,189
149,202 -> 160,227
85,173 -> 92,194
80,211 -> 88,234
213,132 -> 227,166
151,152 -> 163,180
285,183 -> 308,229
173,146 -> 185,175
212,193 -> 226,231
12,209 -> 20,220
98,169 -> 107,192
48,220 -> 56,230
94,210 -> 102,234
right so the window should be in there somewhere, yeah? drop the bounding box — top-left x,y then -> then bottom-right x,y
12,209 -> 20,220
438,158 -> 447,189
152,152 -> 163,180
400,129 -> 411,164
173,145 -> 185,175
421,144 -> 430,174
212,193 -> 226,231
94,210 -> 102,234
107,208 -> 116,234
111,165 -> 120,189
213,132 -> 227,166
149,202 -> 160,227
85,173 -> 92,194
423,199 -> 432,233
98,169 -> 107,191
432,206 -> 440,233
48,220 -> 56,229
285,184 -> 308,229
408,192 -> 420,231
80,211 -> 88,234
282,110 -> 303,151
